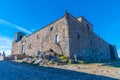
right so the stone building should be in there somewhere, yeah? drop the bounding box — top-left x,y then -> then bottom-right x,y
11,12 -> 118,62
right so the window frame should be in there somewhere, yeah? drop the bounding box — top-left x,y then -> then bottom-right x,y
55,35 -> 60,43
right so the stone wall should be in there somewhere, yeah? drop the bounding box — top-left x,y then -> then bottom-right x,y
67,14 -> 111,62
11,41 -> 21,55
109,45 -> 119,60
12,16 -> 70,57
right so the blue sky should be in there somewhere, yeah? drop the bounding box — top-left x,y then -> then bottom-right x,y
0,0 -> 120,56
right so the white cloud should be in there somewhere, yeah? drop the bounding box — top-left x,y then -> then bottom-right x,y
0,36 -> 12,56
0,19 -> 32,34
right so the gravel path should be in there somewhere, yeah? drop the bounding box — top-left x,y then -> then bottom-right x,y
0,60 -> 118,80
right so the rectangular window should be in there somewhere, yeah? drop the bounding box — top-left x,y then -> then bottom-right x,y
50,27 -> 53,31
87,24 -> 90,30
76,33 -> 80,39
21,44 -> 25,53
19,35 -> 23,40
55,35 -> 60,43
90,40 -> 92,45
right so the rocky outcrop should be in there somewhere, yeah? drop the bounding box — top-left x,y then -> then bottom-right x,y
22,50 -> 69,65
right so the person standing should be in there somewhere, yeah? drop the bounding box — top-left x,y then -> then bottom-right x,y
3,51 -> 6,59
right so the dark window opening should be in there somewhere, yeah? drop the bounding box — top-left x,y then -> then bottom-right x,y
50,27 -> 53,31
49,49 -> 54,52
20,35 -> 23,40
37,34 -> 40,39
90,40 -> 92,45
77,33 -> 80,39
87,24 -> 90,30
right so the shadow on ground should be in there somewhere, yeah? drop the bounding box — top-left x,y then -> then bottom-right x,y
0,60 -> 118,80
80,60 -> 120,68
102,61 -> 120,68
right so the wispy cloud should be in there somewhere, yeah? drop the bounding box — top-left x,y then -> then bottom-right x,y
0,19 -> 32,56
0,36 -> 12,56
0,19 -> 32,34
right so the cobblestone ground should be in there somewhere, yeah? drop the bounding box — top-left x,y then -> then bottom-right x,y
0,60 -> 119,80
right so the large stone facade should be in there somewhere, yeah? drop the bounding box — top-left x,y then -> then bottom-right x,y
11,12 -> 118,62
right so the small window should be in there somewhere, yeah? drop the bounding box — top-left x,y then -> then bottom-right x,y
55,35 -> 60,43
29,44 -> 32,49
90,39 -> 93,45
37,34 -> 40,39
20,35 -> 23,40
76,33 -> 80,39
21,44 -> 25,53
90,40 -> 92,45
49,49 -> 54,52
50,27 -> 53,31
87,24 -> 90,30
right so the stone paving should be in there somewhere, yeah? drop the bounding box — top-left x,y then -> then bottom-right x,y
0,60 -> 119,80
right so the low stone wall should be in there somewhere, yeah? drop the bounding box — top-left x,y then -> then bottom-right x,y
0,56 -> 4,61
6,54 -> 27,60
